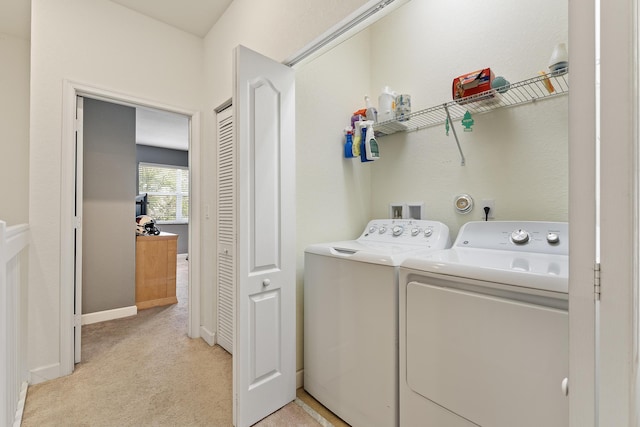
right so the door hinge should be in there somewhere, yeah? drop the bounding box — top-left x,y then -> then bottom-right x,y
73,216 -> 82,229
74,314 -> 82,328
594,262 -> 601,301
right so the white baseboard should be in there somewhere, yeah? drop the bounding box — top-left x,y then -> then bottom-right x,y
200,326 -> 216,346
296,369 -> 304,389
82,305 -> 137,325
30,363 -> 60,385
13,381 -> 28,427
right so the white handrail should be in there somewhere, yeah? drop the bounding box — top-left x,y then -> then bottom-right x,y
0,220 -> 30,427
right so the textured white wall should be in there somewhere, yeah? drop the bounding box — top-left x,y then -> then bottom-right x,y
295,28 -> 374,369
291,0 -> 567,377
368,0 -> 568,236
29,0 -> 203,380
201,0 -> 372,371
0,33 -> 29,225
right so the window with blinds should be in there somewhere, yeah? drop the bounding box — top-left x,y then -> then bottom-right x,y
138,163 -> 189,223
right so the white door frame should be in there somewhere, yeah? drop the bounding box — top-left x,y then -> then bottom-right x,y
568,0 -> 597,425
598,0 -> 639,425
569,0 -> 640,425
74,96 -> 84,364
59,80 -> 202,375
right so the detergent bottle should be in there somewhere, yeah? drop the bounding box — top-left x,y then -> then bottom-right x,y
377,86 -> 396,122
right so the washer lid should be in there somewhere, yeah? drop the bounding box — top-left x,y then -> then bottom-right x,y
304,219 -> 452,266
305,240 -> 441,266
402,247 -> 568,294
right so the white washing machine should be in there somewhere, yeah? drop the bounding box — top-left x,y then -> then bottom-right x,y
304,219 -> 451,427
399,221 -> 569,427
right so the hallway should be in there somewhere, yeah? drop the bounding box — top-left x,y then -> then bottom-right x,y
21,256 -> 320,426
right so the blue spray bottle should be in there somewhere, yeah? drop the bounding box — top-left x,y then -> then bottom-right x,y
344,126 -> 354,158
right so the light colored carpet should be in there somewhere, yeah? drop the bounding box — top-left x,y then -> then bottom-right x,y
21,256 -> 323,426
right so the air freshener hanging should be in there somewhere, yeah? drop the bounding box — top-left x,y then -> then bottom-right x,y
462,111 -> 474,132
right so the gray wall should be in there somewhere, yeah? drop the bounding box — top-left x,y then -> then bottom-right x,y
83,98 -> 136,314
136,145 -> 189,254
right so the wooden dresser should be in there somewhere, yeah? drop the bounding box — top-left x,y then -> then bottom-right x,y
135,232 -> 178,310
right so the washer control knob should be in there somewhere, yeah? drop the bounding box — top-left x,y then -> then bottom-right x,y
368,226 -> 377,234
392,225 -> 404,236
379,226 -> 387,234
546,232 -> 560,244
511,229 -> 530,244
424,228 -> 433,237
411,228 -> 420,236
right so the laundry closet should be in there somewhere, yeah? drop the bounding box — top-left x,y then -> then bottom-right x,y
296,0 -> 567,249
296,0 -> 568,425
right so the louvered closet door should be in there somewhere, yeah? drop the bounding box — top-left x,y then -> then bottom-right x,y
216,105 -> 234,354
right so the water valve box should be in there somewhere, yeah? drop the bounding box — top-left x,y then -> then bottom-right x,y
452,68 -> 495,103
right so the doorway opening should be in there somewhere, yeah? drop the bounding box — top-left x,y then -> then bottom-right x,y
60,80 -> 202,373
78,97 -> 192,361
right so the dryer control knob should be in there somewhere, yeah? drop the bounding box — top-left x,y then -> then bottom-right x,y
379,226 -> 387,234
424,228 -> 433,237
392,225 -> 404,236
411,228 -> 420,236
547,232 -> 560,244
511,229 -> 530,244
368,226 -> 377,234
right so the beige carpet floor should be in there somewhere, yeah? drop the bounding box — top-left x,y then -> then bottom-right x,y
21,256 -> 325,426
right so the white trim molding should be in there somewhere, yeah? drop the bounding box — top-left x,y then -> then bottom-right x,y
29,363 -> 61,385
199,326 -> 216,346
12,381 -> 27,427
60,80 -> 202,378
81,306 -> 137,325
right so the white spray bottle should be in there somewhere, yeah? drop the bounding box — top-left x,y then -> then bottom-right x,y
365,95 -> 377,123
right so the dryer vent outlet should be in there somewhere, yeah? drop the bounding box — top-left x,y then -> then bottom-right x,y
407,202 -> 425,220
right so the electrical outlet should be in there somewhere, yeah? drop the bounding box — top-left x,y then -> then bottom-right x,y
481,199 -> 495,220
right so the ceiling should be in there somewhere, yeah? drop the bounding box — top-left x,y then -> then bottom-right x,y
0,0 -> 233,40
136,107 -> 189,151
109,0 -> 233,38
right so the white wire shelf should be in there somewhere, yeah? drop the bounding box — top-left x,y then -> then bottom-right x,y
373,71 -> 569,137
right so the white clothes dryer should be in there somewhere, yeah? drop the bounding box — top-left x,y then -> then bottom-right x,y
399,221 -> 569,427
304,219 -> 451,427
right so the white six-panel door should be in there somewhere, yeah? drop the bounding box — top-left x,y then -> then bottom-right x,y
232,45 -> 296,427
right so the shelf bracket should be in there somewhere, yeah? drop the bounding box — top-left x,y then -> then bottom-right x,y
443,104 -> 466,166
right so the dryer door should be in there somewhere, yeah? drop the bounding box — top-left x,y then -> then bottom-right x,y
405,280 -> 568,427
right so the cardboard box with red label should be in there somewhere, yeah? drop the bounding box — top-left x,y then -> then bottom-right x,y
452,68 -> 495,103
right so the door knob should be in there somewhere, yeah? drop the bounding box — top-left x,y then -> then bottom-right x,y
561,377 -> 569,396
262,279 -> 271,287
